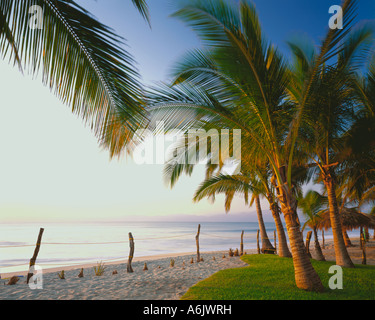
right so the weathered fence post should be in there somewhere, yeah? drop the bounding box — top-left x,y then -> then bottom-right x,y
127,232 -> 135,273
196,224 -> 201,263
256,230 -> 260,254
305,231 -> 312,258
240,230 -> 244,256
27,228 -> 44,284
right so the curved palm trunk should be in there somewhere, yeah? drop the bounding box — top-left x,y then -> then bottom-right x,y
343,228 -> 353,247
324,174 -> 354,268
313,227 -> 325,261
254,196 -> 274,251
277,179 -> 324,292
269,201 -> 292,258
282,208 -> 324,291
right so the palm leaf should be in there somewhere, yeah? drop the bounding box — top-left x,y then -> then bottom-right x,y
193,173 -> 256,212
131,0 -> 150,25
0,4 -> 21,68
1,0 -> 148,157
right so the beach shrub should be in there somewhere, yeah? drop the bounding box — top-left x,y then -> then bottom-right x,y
94,262 -> 106,276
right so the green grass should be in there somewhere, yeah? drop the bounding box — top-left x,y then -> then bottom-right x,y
182,255 -> 375,300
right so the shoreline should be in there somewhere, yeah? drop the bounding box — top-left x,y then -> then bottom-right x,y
0,238 -> 373,300
2,235 -> 372,279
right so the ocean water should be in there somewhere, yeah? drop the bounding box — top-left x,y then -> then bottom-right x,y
0,221 -> 357,275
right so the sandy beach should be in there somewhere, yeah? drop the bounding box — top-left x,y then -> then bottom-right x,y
318,238 -> 375,265
1,238 -> 373,300
0,251 -> 251,300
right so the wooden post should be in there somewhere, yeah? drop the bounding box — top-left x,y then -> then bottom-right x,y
305,231 -> 312,258
322,230 -> 325,249
127,232 -> 135,273
240,230 -> 244,256
78,268 -> 84,278
256,230 -> 260,254
196,224 -> 201,263
360,227 -> 363,249
27,228 -> 44,284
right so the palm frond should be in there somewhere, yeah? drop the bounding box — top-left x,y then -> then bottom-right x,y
1,0 -> 147,157
0,4 -> 21,68
131,0 -> 150,25
193,173 -> 255,212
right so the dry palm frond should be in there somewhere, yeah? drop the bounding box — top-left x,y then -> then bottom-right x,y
317,207 -> 375,231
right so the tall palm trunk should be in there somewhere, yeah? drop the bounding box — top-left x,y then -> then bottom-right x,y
254,196 -> 274,251
276,169 -> 324,292
281,203 -> 324,291
324,173 -> 354,268
269,200 -> 292,258
313,226 -> 325,261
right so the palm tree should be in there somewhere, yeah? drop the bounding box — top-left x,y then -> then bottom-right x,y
287,22 -> 373,267
193,170 -> 295,257
251,194 -> 275,252
145,0 -> 363,291
336,56 -> 375,240
0,0 -> 150,156
193,172 -> 276,252
298,190 -> 327,261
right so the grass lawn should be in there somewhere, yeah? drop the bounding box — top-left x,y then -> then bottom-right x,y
181,255 -> 375,300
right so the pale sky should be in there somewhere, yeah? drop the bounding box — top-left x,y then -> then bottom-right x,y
0,0 -> 374,223
0,59 -> 257,223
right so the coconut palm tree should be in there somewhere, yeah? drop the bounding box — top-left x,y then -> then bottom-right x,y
287,23 -> 373,267
298,190 -> 327,261
145,0 -> 365,291
0,0 -> 150,156
336,55 -> 375,228
193,169 -> 295,257
193,171 -> 276,251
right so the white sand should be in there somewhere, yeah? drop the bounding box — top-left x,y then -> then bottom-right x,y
0,251 -> 251,300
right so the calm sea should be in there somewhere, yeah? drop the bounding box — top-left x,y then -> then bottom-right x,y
0,221 -> 355,275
